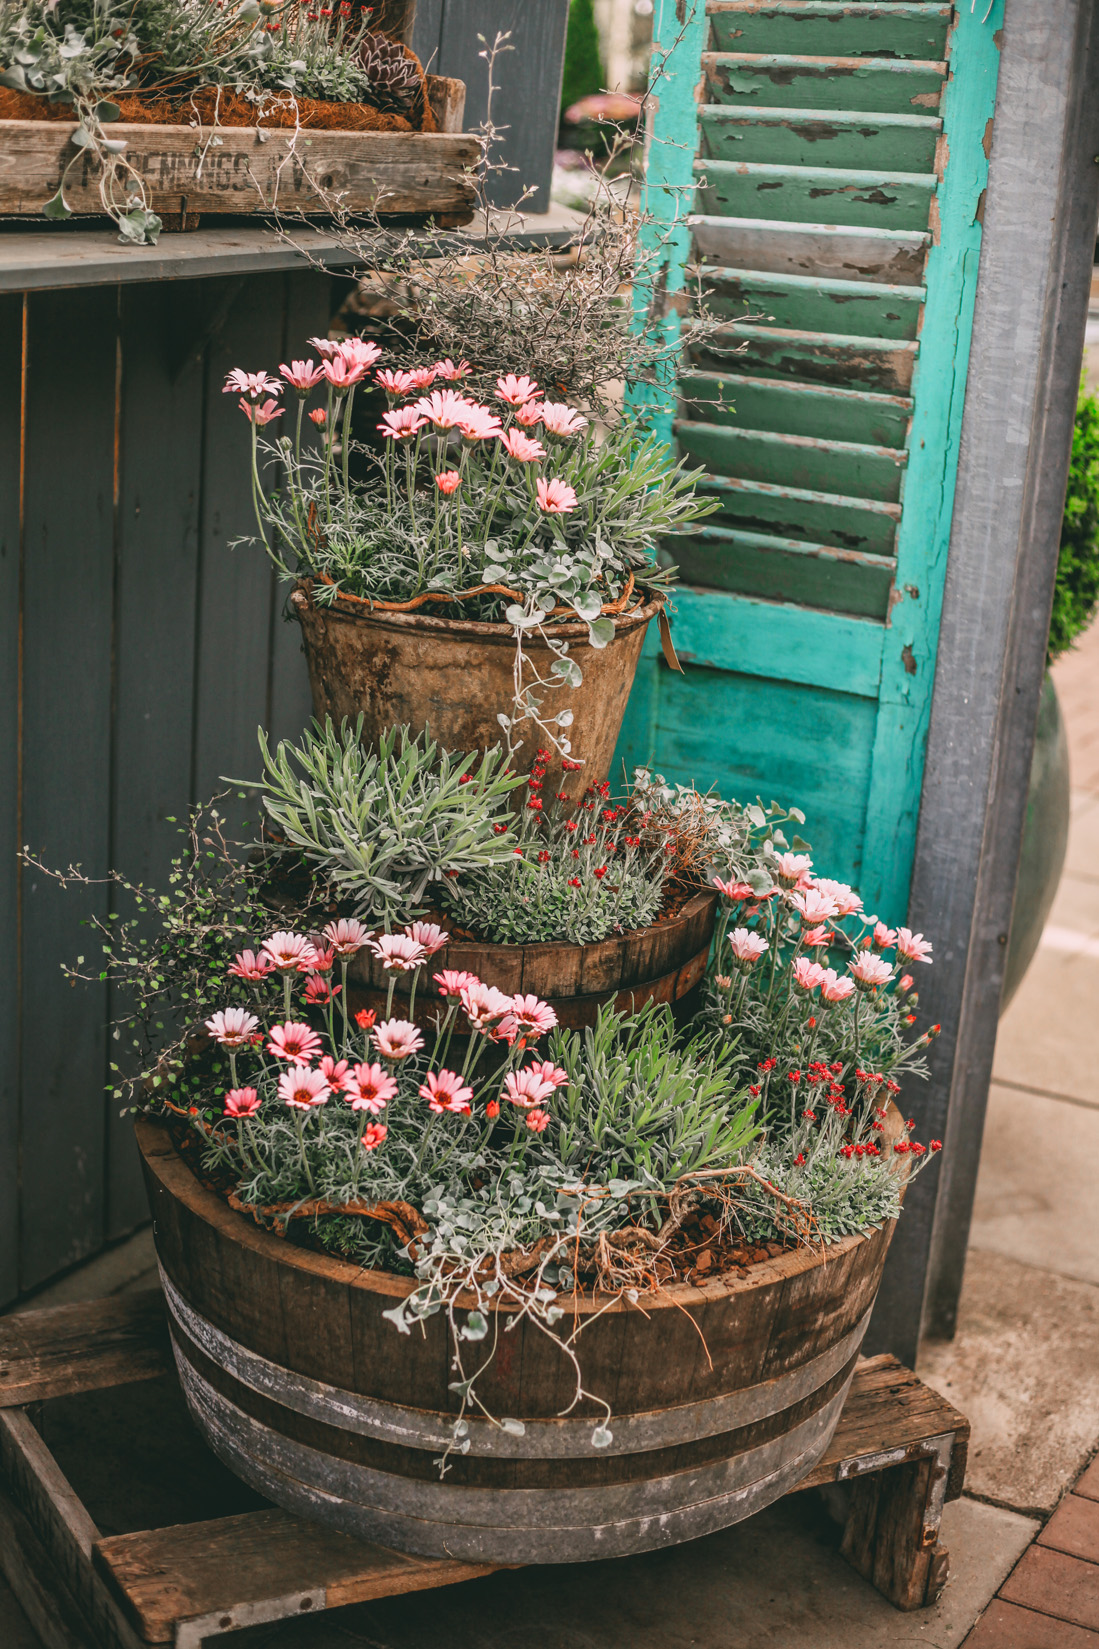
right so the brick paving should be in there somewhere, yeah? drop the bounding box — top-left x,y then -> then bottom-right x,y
963,1459 -> 1099,1644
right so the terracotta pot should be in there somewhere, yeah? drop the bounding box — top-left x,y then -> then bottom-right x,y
138,1108 -> 905,1565
348,890 -> 719,1029
289,583 -> 663,795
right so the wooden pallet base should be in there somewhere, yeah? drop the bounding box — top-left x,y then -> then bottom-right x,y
0,1291 -> 969,1646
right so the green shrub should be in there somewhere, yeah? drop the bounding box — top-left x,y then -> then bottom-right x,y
560,0 -> 605,114
1049,381 -> 1099,662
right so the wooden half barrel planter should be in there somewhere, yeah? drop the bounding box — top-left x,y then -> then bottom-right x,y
346,890 -> 718,1029
138,1114 -> 904,1565
289,582 -> 665,792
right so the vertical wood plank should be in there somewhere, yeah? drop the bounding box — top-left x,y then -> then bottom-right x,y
104,282 -> 206,1240
410,0 -> 444,73
267,271 -> 329,748
858,2 -> 1004,924
436,0 -> 569,211
192,275 -> 290,813
0,294 -> 23,1308
19,287 -> 118,1289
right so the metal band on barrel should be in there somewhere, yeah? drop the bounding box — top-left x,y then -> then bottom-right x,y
160,1262 -> 871,1461
174,1347 -> 852,1563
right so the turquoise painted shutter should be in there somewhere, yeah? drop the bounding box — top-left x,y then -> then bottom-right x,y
617,0 -> 1003,923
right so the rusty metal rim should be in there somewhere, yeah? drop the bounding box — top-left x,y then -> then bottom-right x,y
174,1349 -> 853,1562
292,579 -> 664,643
161,1263 -> 873,1460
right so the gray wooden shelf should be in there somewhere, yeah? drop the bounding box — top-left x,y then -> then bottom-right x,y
0,204 -> 584,293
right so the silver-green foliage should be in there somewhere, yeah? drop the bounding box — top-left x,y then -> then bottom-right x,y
255,719 -> 525,923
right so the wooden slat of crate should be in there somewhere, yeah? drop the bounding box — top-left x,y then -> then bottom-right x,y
94,1508 -> 500,1645
0,122 -> 479,220
0,1293 -> 171,1407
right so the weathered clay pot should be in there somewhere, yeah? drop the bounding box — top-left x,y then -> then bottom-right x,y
348,890 -> 719,1029
289,582 -> 663,793
138,1111 -> 905,1565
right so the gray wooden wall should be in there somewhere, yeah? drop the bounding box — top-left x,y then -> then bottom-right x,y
0,270 -> 328,1306
412,0 -> 570,210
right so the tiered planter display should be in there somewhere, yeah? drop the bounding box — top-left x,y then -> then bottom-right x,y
138,1113 -> 904,1564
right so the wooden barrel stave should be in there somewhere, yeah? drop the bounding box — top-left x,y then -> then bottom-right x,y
138,1119 -> 898,1562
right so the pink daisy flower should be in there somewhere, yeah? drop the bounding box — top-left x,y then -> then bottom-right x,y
406,365 -> 439,390
872,921 -> 898,950
792,957 -> 826,993
435,470 -> 462,494
228,948 -> 275,981
239,397 -> 282,427
460,980 -> 515,1030
509,994 -> 558,1037
372,1019 -> 425,1061
457,403 -> 503,441
849,953 -> 894,989
347,1062 -> 398,1112
309,407 -> 327,427
535,477 -> 578,513
433,358 -> 470,380
405,922 -> 449,957
819,969 -> 856,1004
420,1069 -> 474,1114
307,336 -> 341,360
727,929 -> 769,965
205,1007 -> 260,1048
376,368 -> 418,397
774,852 -> 813,887
261,932 -> 318,973
224,1087 -> 261,1118
434,969 -> 480,998
303,974 -> 340,1005
790,889 -> 839,926
322,356 -> 368,393
414,388 -> 475,428
279,360 -> 325,392
379,407 -> 427,440
496,373 -> 540,406
503,1067 -> 556,1108
803,925 -> 831,948
499,427 -> 547,463
337,337 -> 382,370
895,927 -> 933,964
278,1067 -> 331,1110
361,1122 -> 388,1151
267,1021 -> 323,1064
515,400 -> 544,428
323,918 -> 370,957
525,1108 -> 551,1133
319,1056 -> 353,1093
812,877 -> 863,917
538,402 -> 588,437
368,933 -> 426,972
223,369 -> 282,400
713,878 -> 755,901
524,1060 -> 569,1092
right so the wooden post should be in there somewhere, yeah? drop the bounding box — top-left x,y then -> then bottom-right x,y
867,0 -> 1099,1359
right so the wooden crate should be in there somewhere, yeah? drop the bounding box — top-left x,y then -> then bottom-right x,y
0,76 -> 477,226
0,1291 -> 970,1645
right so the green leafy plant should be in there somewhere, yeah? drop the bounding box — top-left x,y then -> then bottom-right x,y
255,718 -> 525,923
1049,379 -> 1099,662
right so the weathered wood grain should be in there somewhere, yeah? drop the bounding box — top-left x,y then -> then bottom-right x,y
0,1292 -> 170,1406
708,3 -> 952,60
0,1479 -> 93,1649
673,526 -> 896,618
703,52 -> 946,115
701,266 -> 924,342
699,103 -> 941,171
677,418 -> 907,501
695,159 -> 935,232
679,369 -> 912,446
692,215 -> 930,283
690,321 -> 918,393
0,294 -> 20,1308
0,122 -> 478,220
94,1507 -> 497,1644
697,474 -> 901,553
